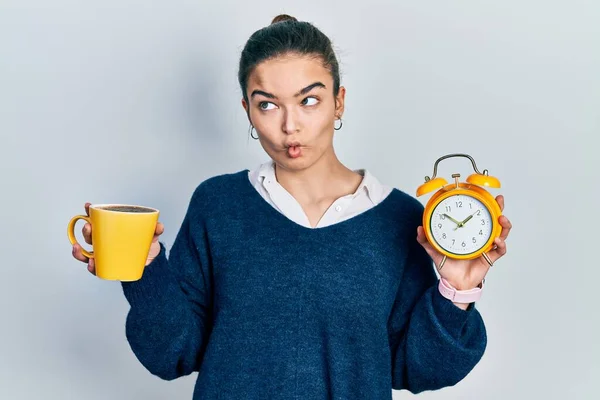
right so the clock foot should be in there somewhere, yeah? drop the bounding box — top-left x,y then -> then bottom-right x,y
437,255 -> 447,271
481,252 -> 494,267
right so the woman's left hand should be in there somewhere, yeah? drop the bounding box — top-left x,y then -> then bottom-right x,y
416,194 -> 513,290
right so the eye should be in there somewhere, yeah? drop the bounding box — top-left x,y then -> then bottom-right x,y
301,96 -> 319,106
259,101 -> 277,111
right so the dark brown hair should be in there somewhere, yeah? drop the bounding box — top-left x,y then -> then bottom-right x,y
238,14 -> 341,107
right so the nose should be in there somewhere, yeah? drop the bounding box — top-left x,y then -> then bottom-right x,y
282,108 -> 300,135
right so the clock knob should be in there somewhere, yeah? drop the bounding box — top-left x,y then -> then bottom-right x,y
451,173 -> 461,188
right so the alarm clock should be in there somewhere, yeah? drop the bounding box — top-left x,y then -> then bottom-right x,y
416,153 -> 503,270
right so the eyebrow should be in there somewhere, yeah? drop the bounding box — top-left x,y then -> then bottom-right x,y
250,82 -> 326,100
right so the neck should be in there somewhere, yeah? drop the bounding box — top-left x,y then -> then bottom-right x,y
273,147 -> 362,205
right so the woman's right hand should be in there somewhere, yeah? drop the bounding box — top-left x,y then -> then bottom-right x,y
71,202 -> 165,275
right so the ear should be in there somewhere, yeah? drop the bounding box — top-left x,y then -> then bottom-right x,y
334,86 -> 346,118
241,98 -> 252,124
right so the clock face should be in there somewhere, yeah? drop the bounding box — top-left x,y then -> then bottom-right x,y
430,194 -> 493,256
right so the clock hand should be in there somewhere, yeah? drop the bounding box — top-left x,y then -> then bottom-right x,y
451,211 -> 479,231
460,214 -> 474,226
459,211 -> 479,227
443,213 -> 462,226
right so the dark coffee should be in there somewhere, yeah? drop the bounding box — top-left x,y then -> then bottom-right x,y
99,205 -> 155,213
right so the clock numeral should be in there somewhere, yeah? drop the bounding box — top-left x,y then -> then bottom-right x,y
442,233 -> 447,239
456,201 -> 463,208
476,210 -> 481,216
445,206 -> 451,212
481,219 -> 485,225
469,203 -> 472,209
438,223 -> 442,229
439,214 -> 446,220
461,241 -> 466,247
452,239 -> 455,245
479,230 -> 483,235
472,237 -> 476,243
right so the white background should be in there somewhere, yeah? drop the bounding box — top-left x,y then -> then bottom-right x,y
1,0 -> 597,399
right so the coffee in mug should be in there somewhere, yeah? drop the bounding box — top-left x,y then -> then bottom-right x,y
97,205 -> 156,213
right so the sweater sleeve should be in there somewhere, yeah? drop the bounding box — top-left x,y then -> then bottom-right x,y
120,187 -> 213,381
388,207 -> 487,393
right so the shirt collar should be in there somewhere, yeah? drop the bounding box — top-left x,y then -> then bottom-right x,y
353,168 -> 386,205
257,160 -> 277,184
256,160 -> 385,205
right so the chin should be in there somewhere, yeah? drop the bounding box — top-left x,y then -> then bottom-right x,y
274,154 -> 313,171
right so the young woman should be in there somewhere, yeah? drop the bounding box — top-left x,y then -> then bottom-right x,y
72,14 -> 512,399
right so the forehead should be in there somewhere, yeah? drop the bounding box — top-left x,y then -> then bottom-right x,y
248,54 -> 332,95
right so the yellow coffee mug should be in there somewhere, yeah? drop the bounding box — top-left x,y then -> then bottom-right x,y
67,204 -> 160,281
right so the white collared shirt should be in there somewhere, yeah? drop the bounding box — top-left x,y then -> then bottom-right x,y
248,160 -> 394,229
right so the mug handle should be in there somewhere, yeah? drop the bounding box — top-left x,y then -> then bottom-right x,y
67,215 -> 94,258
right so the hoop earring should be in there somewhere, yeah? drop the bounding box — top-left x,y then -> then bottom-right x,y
334,118 -> 343,131
249,125 -> 258,140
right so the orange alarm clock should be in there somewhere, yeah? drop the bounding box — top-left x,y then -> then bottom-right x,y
416,153 -> 503,269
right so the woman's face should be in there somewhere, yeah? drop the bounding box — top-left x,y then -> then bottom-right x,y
242,53 -> 345,172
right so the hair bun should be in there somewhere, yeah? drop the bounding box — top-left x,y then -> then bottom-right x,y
271,14 -> 297,24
